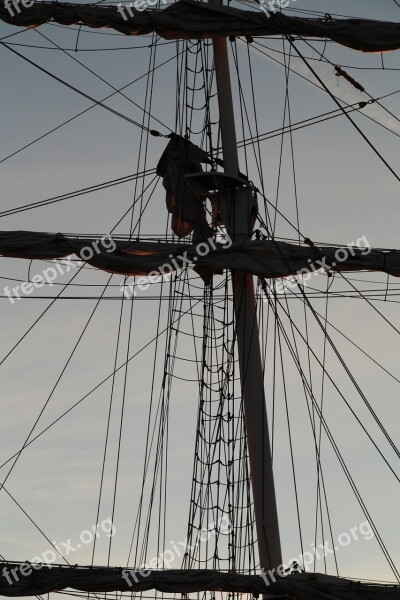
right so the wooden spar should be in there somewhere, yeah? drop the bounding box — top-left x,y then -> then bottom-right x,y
210,1 -> 282,573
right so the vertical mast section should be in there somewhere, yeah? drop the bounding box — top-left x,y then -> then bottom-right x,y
211,25 -> 282,572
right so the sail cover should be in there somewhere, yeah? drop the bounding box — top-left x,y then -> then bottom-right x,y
1,0 -> 400,52
1,565 -> 400,598
1,230 -> 400,280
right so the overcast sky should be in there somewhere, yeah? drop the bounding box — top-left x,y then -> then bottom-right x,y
1,0 -> 400,593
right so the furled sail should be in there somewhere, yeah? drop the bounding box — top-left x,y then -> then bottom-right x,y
1,230 -> 400,280
1,0 -> 400,52
156,134 -> 213,240
1,565 -> 400,598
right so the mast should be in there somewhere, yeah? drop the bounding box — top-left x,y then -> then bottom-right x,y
211,10 -> 283,573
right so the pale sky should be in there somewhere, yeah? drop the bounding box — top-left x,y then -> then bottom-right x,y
0,0 -> 400,595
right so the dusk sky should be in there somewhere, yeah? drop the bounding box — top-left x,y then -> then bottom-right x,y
1,0 -> 400,593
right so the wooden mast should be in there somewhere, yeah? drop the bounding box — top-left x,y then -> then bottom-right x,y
210,6 -> 283,573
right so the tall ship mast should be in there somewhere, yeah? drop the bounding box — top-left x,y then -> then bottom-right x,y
0,1 -> 399,599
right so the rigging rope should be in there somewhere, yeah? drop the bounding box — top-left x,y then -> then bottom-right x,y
0,42 -> 169,137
